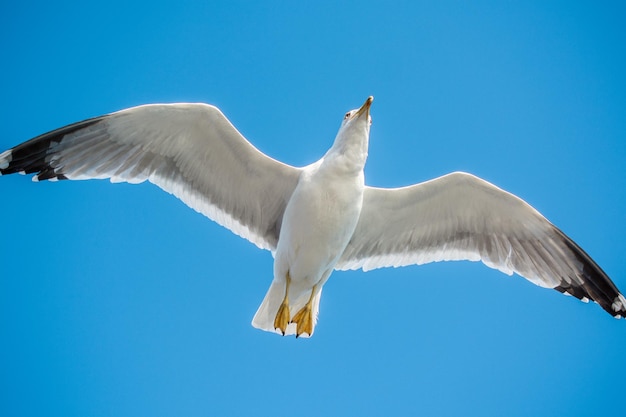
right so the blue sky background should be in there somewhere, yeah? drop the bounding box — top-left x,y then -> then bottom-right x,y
1,1 -> 625,416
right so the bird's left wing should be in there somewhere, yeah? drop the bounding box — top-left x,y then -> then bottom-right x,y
336,171 -> 625,318
0,104 -> 301,251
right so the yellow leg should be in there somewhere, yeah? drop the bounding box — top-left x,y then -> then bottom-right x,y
273,271 -> 291,335
291,285 -> 317,338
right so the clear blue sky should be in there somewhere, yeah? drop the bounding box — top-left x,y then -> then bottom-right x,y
1,1 -> 625,416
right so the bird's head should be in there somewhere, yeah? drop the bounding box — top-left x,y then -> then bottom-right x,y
327,96 -> 373,170
340,96 -> 373,133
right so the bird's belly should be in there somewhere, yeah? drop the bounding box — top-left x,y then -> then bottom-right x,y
275,178 -> 363,288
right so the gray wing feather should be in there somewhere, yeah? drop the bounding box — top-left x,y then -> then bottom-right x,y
337,172 -> 625,317
0,103 -> 301,251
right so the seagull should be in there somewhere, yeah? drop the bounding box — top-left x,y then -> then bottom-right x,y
1,97 -> 624,337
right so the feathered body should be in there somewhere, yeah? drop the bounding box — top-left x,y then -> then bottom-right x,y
253,102 -> 370,335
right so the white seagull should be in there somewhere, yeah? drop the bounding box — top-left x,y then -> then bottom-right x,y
1,97 -> 624,337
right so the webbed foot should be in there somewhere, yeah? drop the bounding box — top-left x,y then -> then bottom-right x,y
290,284 -> 317,338
273,271 -> 291,335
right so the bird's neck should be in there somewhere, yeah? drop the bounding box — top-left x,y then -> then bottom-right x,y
324,130 -> 369,175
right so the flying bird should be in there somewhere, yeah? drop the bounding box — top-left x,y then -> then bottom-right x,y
1,97 -> 624,337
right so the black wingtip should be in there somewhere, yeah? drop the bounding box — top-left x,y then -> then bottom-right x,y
0,116 -> 103,179
553,227 -> 625,319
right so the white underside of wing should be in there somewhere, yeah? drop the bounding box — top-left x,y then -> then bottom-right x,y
337,172 -> 583,289
23,104 -> 302,251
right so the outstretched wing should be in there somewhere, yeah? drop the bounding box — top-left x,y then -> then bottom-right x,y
0,103 -> 302,251
337,171 -> 625,318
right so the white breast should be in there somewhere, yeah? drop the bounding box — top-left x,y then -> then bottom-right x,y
274,161 -> 365,294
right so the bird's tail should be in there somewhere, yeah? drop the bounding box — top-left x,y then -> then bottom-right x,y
251,280 -> 322,338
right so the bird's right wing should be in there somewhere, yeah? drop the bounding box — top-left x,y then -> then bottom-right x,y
0,103 -> 302,251
337,172 -> 625,318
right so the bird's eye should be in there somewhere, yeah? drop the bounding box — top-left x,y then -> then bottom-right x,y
344,112 -> 351,120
